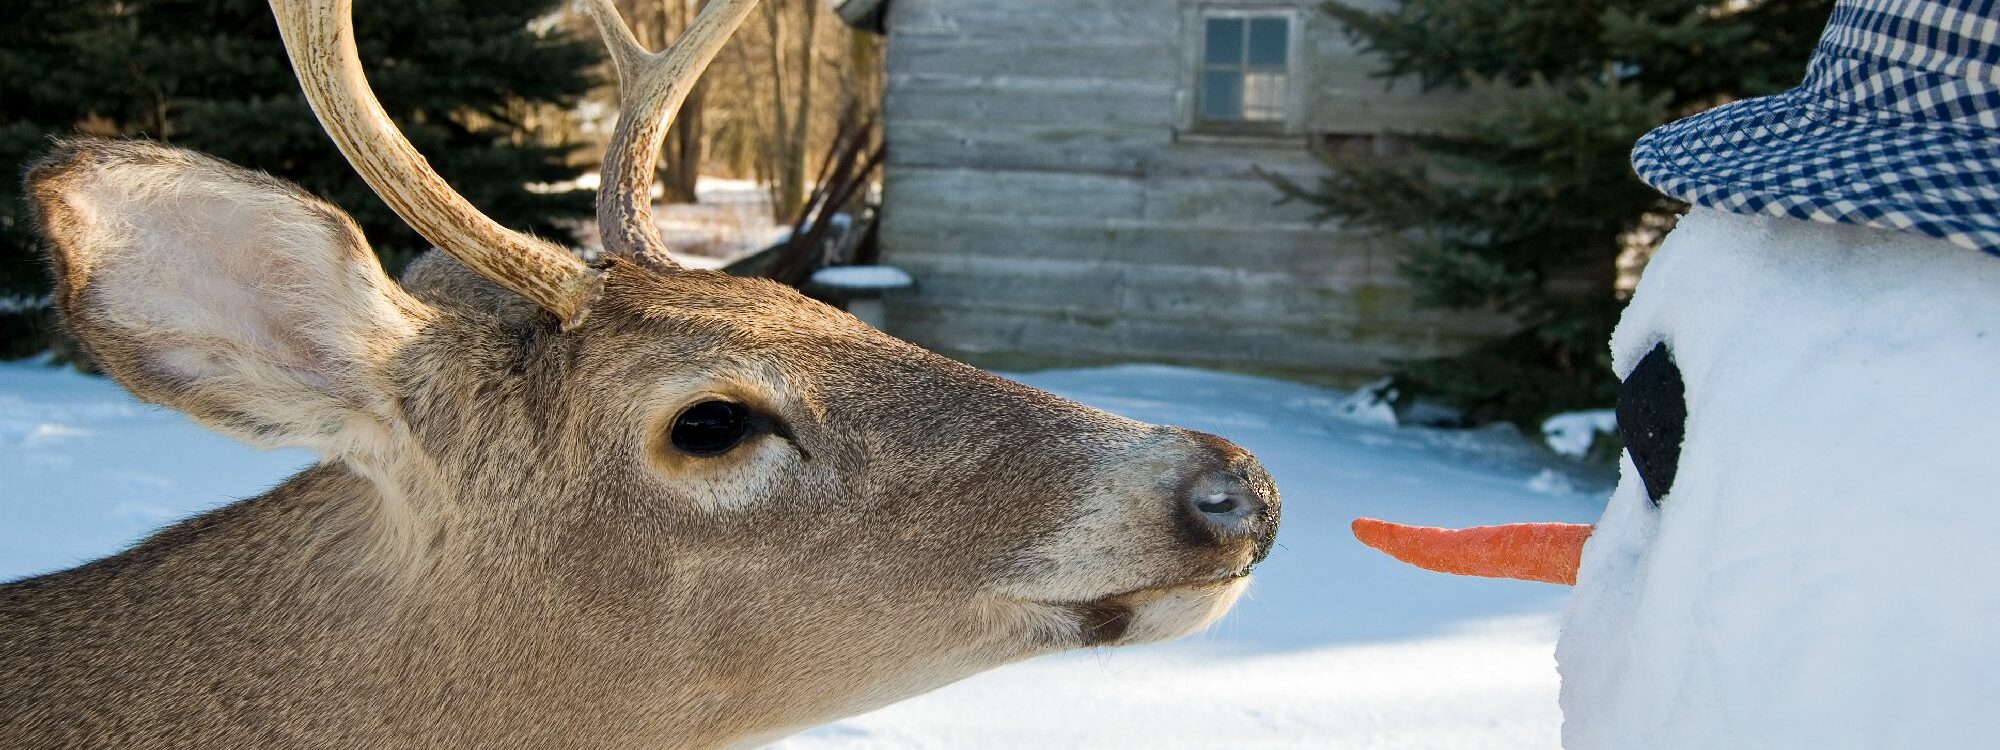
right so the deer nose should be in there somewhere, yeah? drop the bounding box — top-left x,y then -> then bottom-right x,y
1174,435 -> 1280,563
1181,469 -> 1274,543
1186,470 -> 1258,523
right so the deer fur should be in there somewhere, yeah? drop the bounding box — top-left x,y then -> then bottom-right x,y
0,139 -> 1280,749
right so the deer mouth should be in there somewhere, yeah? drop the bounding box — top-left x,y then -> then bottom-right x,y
1059,569 -> 1253,647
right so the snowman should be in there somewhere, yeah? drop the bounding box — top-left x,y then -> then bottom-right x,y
1353,0 -> 2000,746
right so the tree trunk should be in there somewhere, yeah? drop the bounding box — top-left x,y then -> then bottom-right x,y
780,0 -> 816,223
658,82 -> 705,203
762,0 -> 793,219
656,0 -> 708,204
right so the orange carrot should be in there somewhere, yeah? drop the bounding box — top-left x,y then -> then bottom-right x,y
1351,518 -> 1594,585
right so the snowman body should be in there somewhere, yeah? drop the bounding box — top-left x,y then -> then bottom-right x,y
1557,208 -> 2000,747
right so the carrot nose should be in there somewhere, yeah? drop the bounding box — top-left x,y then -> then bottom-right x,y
1351,518 -> 1594,585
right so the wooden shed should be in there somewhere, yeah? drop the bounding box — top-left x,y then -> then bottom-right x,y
839,0 -> 1511,382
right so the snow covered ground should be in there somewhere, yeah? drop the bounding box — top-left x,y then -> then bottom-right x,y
0,360 -> 1606,749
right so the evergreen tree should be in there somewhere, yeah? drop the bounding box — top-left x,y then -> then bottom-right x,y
1270,0 -> 1828,426
0,0 -> 597,358
0,0 -> 125,358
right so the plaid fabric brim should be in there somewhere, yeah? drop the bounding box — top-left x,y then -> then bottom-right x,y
1633,51 -> 2000,256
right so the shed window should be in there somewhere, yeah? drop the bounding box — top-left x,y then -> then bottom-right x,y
1199,12 -> 1291,126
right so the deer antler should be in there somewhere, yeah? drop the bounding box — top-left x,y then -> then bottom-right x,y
268,0 -> 596,324
585,0 -> 761,268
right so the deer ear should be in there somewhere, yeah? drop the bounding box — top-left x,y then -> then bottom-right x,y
25,139 -> 429,455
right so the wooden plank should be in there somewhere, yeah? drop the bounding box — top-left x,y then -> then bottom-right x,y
883,300 -> 1501,380
1139,174 -> 1330,225
876,251 -> 1514,335
885,119 -> 1328,181
885,120 -> 1167,175
880,212 -> 1375,278
1143,139 -> 1324,181
889,0 -> 1180,39
886,78 -> 1178,129
888,136 -> 1149,176
882,166 -> 1147,220
887,36 -> 1176,82
888,74 -> 1179,96
881,165 -> 1329,227
885,121 -> 1173,150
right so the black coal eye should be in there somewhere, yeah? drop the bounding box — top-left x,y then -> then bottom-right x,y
1617,343 -> 1687,506
670,401 -> 752,457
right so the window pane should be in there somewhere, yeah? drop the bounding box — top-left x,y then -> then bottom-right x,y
1248,17 -> 1289,68
1242,72 -> 1287,121
1203,70 -> 1244,120
1205,18 -> 1244,65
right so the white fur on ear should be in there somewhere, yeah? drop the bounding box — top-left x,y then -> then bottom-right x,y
29,139 -> 431,459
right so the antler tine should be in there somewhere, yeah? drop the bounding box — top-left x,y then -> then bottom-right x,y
586,0 -> 761,268
268,0 -> 595,324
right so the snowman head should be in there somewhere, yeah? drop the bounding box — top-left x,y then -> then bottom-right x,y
1354,1 -> 2000,745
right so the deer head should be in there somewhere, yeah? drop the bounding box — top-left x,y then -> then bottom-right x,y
9,0 -> 1279,746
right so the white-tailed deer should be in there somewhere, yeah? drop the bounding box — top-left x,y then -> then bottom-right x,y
0,0 -> 1279,747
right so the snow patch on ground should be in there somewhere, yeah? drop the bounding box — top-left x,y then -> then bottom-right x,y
0,361 -> 313,578
0,361 -> 1604,748
809,265 -> 914,290
1541,410 -> 1617,459
1329,377 -> 1401,427
1526,468 -> 1585,497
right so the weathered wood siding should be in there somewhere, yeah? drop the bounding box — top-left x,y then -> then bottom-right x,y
874,0 -> 1508,382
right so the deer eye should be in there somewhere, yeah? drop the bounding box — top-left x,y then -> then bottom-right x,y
670,401 -> 752,457
1617,343 -> 1687,506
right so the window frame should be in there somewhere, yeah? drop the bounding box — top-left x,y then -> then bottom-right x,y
1181,2 -> 1306,138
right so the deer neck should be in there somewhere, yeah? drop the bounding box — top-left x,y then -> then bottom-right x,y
0,464 -> 531,743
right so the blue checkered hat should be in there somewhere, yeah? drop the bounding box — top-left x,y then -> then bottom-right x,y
1633,0 -> 2000,255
